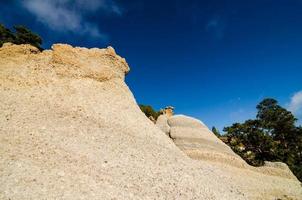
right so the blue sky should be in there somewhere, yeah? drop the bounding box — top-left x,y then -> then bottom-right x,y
1,0 -> 302,131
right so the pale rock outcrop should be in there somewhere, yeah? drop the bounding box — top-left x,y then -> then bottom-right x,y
161,114 -> 298,180
155,114 -> 170,136
0,43 -> 301,200
168,115 -> 247,168
264,161 -> 291,170
156,106 -> 174,136
168,114 -> 206,128
162,106 -> 174,117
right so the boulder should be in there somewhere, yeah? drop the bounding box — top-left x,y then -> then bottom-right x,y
167,115 -> 298,180
168,115 -> 247,168
168,114 -> 206,128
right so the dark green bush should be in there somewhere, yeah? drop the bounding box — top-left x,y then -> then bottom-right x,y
139,104 -> 160,120
223,98 -> 302,181
0,23 -> 43,50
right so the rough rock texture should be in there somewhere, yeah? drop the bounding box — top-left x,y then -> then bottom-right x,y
167,115 -> 247,168
165,115 -> 299,180
155,114 -> 170,136
0,43 -> 301,200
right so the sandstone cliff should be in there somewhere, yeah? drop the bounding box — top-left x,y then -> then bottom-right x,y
0,43 -> 301,199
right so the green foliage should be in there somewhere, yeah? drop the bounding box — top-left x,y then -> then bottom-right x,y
14,25 -> 43,50
0,23 -> 43,50
0,24 -> 16,46
139,104 -> 160,120
223,98 -> 302,181
224,120 -> 276,166
212,126 -> 221,137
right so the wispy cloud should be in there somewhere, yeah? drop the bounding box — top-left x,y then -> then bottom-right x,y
22,0 -> 122,38
287,90 -> 302,124
205,16 -> 226,40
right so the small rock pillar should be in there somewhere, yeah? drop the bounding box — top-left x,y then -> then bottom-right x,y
163,106 -> 174,118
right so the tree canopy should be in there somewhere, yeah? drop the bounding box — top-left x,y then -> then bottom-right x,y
0,23 -> 43,50
139,104 -> 160,120
223,98 -> 302,181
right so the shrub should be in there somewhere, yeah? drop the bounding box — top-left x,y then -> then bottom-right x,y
139,104 -> 160,120
0,23 -> 43,50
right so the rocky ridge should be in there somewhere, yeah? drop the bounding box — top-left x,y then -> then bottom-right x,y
0,43 -> 301,199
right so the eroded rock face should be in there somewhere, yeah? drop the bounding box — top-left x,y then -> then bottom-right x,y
51,44 -> 129,81
155,114 -> 170,136
0,43 -> 301,200
167,115 -> 247,168
158,114 -> 298,180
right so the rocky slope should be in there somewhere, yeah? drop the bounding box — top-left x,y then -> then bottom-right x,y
0,43 -> 301,199
157,114 -> 298,179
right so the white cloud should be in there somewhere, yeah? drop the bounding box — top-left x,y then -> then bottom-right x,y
287,91 -> 302,123
22,0 -> 121,38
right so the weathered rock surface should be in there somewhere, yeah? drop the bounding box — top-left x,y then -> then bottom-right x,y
0,43 -> 301,199
155,114 -> 170,136
167,115 -> 247,168
165,115 -> 298,180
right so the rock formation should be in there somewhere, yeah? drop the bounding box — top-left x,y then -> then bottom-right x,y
162,106 -> 175,117
0,43 -> 301,199
167,115 -> 247,168
155,114 -> 170,136
157,113 -> 298,180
